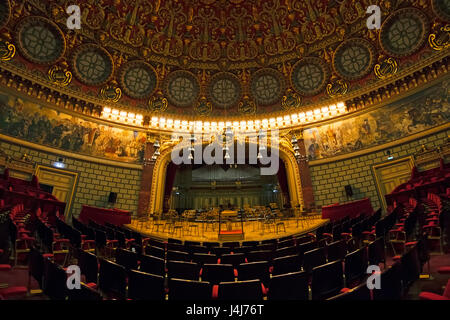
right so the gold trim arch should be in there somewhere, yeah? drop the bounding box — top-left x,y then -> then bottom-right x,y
148,142 -> 304,215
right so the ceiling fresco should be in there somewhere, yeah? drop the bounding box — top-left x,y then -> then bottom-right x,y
0,0 -> 448,119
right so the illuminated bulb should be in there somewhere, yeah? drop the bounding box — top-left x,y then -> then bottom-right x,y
167,119 -> 173,128
188,152 -> 193,160
259,144 -> 266,151
154,149 -> 160,156
257,152 -> 263,159
262,119 -> 268,128
224,152 -> 231,160
153,140 -> 160,148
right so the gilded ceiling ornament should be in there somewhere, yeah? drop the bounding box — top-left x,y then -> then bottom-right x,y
0,0 -> 11,30
195,96 -> 212,116
250,68 -> 286,106
188,6 -> 221,61
48,63 -> 72,87
238,95 -> 256,115
281,89 -> 302,111
0,32 -> 15,61
379,7 -> 430,58
207,72 -> 242,109
100,81 -> 122,102
148,92 -> 168,113
428,24 -> 450,51
15,16 -> 66,65
71,44 -> 114,86
332,38 -> 376,80
119,60 -> 158,99
79,0 -> 106,30
150,0 -> 185,58
374,56 -> 398,79
431,0 -> 450,21
326,77 -> 349,98
164,70 -> 200,108
291,57 -> 329,96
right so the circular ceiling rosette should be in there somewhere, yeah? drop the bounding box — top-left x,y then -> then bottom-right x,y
432,0 -> 450,22
119,61 -> 158,99
290,57 -> 330,96
0,0 -> 11,30
71,44 -> 114,86
15,16 -> 66,65
380,7 -> 430,58
333,38 -> 375,81
250,68 -> 286,106
207,72 -> 242,109
164,70 -> 200,108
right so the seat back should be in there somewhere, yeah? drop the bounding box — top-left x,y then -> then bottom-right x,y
78,250 -> 98,284
202,264 -> 234,285
193,253 -> 218,265
303,247 -> 327,273
127,270 -> 165,300
368,237 -> 386,266
327,282 -> 371,300
237,261 -> 270,286
400,244 -> 421,289
145,246 -> 165,259
29,247 -> 45,288
272,254 -> 302,276
218,280 -> 263,300
220,253 -> 245,267
274,246 -> 298,258
246,250 -> 273,263
139,254 -> 165,276
326,240 -> 346,262
115,248 -> 139,270
167,260 -> 200,280
98,259 -> 127,298
167,250 -> 190,262
311,260 -> 344,300
344,247 -> 368,286
168,278 -> 212,300
43,258 -> 67,300
373,262 -> 402,300
298,241 -> 318,255
268,271 -> 309,300
67,283 -> 103,300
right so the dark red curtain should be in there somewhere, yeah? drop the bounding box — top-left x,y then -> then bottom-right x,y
277,159 -> 290,207
163,162 -> 178,212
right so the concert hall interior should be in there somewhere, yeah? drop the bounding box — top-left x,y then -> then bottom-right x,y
0,0 -> 449,303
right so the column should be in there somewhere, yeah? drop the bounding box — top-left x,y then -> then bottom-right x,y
137,140 -> 155,217
296,130 -> 315,210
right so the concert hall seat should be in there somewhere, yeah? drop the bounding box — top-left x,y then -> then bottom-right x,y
237,261 -> 270,286
368,237 -> 386,268
297,241 -> 318,255
232,246 -> 254,254
271,255 -> 302,276
242,241 -> 259,247
28,247 -> 45,289
344,247 -> 369,287
327,282 -> 372,300
222,242 -> 240,249
274,246 -> 298,259
186,245 -> 209,255
78,250 -> 98,284
311,260 -> 344,300
220,253 -> 245,267
217,280 -> 263,300
246,250 -> 273,263
98,259 -> 127,299
326,240 -> 347,262
127,270 -> 165,300
277,238 -> 296,249
139,255 -> 165,277
373,262 -> 402,300
400,244 -> 421,290
184,241 -> 201,247
115,248 -> 139,270
145,246 -> 165,259
167,260 -> 200,280
256,243 -> 277,252
267,271 -> 309,300
303,247 -> 327,273
419,279 -> 450,300
167,242 -> 186,252
168,278 -> 212,300
210,246 -> 232,257
167,250 -> 190,262
42,258 -> 68,300
193,253 -> 218,266
201,264 -> 235,285
168,238 -> 183,244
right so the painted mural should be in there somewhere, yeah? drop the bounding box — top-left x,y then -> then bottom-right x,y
304,79 -> 450,160
0,91 -> 146,163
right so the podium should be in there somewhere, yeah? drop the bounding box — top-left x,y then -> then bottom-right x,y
218,210 -> 244,241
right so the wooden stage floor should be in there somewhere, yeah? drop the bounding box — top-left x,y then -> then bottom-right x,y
126,215 -> 328,243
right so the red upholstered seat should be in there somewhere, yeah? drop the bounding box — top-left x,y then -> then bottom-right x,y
437,266 -> 450,274
0,286 -> 28,299
0,264 -> 12,271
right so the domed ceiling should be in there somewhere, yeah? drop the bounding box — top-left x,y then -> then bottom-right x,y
0,0 -> 448,121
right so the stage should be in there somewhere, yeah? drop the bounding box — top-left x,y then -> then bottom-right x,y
125,214 -> 328,243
